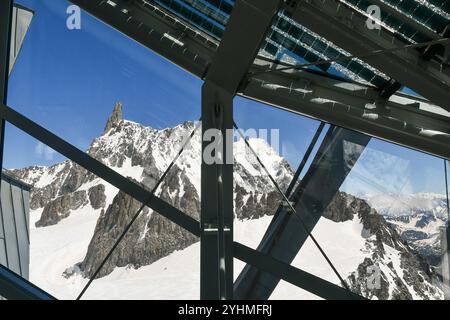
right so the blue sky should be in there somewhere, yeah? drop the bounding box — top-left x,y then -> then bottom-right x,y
4,0 -> 449,196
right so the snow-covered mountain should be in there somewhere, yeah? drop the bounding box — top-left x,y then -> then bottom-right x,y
7,103 -> 444,300
363,193 -> 448,267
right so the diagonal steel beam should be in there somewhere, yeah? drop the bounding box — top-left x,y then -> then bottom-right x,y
0,104 -> 201,237
234,127 -> 370,299
291,0 -> 450,110
0,264 -> 55,300
234,242 -> 364,300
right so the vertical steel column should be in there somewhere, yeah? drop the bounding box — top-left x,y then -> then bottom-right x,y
201,82 -> 234,300
199,0 -> 280,300
0,0 -> 13,172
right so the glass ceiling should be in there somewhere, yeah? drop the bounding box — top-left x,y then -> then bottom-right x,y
148,0 -> 449,89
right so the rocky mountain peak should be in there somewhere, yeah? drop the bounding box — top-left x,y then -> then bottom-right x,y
103,101 -> 123,134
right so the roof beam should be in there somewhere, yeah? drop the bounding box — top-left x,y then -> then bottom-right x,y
291,0 -> 450,110
0,264 -> 55,300
242,64 -> 450,160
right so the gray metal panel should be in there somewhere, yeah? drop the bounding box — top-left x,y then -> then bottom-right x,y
235,127 -> 370,299
201,82 -> 234,299
21,188 -> 30,238
0,104 -> 201,238
0,180 -> 21,275
0,264 -> 55,300
8,5 -> 33,75
0,238 -> 7,267
11,184 -> 29,279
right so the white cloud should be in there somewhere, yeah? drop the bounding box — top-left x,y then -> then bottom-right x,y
34,142 -> 56,161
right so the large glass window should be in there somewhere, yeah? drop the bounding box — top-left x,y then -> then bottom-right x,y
2,0 -> 449,301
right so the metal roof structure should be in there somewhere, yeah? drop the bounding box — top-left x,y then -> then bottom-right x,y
0,0 -> 449,300
65,0 -> 450,161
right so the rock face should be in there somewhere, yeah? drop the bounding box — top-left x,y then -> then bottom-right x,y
36,190 -> 88,227
324,192 -> 441,300
88,184 -> 106,210
81,173 -> 200,278
103,101 -> 123,134
7,102 -> 444,300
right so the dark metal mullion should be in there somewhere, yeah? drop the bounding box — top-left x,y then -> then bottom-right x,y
286,122 -> 326,199
200,0 -> 281,300
0,0 -> 13,275
262,122 -> 328,236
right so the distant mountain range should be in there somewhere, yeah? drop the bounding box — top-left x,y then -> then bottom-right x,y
363,193 -> 448,267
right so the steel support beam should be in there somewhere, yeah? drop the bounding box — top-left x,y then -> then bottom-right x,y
204,0 -> 281,93
234,127 -> 370,299
0,104 -> 201,238
242,64 -> 450,160
200,0 -> 281,300
0,264 -> 55,300
233,242 -> 364,300
292,0 -> 450,110
201,82 -> 234,300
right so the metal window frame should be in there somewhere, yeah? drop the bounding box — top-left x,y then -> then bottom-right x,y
0,0 -> 447,301
71,0 -> 450,161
